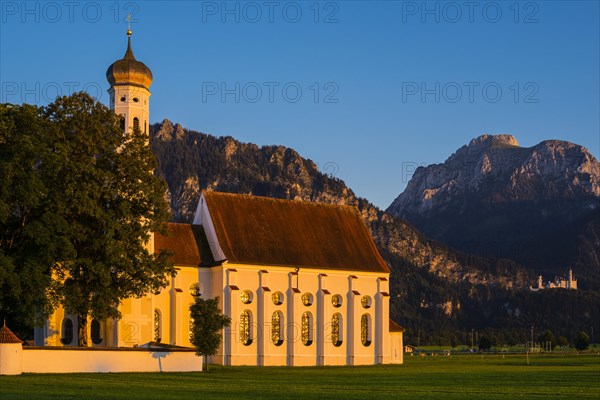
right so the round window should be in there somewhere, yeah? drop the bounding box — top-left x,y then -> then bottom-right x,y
332,294 -> 342,308
272,291 -> 284,305
301,292 -> 313,306
189,283 -> 201,297
361,295 -> 372,309
241,290 -> 253,304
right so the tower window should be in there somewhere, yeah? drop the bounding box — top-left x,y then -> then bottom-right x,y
120,96 -> 126,102
133,97 -> 139,103
133,117 -> 140,132
119,115 -> 125,131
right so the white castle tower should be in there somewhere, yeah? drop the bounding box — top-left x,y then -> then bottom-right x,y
106,22 -> 153,135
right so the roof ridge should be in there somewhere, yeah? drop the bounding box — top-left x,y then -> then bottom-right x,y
202,190 -> 359,212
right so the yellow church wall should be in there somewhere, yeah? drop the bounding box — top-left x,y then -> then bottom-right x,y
214,263 -> 390,366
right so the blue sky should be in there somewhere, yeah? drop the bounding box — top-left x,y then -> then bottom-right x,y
1,1 -> 599,209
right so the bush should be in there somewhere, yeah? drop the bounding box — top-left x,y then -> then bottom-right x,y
574,332 -> 590,351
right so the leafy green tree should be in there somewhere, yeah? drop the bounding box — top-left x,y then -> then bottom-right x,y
574,331 -> 590,351
0,103 -> 72,336
189,295 -> 231,371
478,336 -> 492,351
1,93 -> 174,345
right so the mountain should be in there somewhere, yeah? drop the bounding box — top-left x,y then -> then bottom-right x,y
387,134 -> 600,290
151,122 -> 599,345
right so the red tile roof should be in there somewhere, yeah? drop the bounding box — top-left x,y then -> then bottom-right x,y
0,323 -> 23,344
154,223 -> 215,266
203,191 -> 390,273
389,319 -> 405,332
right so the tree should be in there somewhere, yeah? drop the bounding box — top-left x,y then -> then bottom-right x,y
557,336 -> 569,348
0,103 -> 72,336
1,93 -> 174,345
478,336 -> 492,351
189,295 -> 231,371
574,331 -> 590,351
537,330 -> 556,350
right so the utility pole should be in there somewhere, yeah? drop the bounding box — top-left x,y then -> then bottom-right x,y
530,324 -> 534,352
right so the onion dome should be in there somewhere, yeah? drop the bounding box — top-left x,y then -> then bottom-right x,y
106,30 -> 153,89
0,321 -> 22,344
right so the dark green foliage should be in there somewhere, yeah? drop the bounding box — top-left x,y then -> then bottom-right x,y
538,330 -> 556,350
0,94 -> 174,344
189,295 -> 231,371
574,331 -> 590,350
558,336 -> 569,347
478,336 -> 492,350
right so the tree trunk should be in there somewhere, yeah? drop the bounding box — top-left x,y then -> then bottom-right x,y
78,314 -> 88,347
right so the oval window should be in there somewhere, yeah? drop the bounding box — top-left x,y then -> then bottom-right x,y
361,295 -> 372,309
332,294 -> 342,308
301,292 -> 313,307
189,283 -> 201,297
133,97 -> 139,103
272,291 -> 284,306
241,290 -> 253,304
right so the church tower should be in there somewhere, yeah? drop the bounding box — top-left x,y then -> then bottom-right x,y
106,24 -> 153,135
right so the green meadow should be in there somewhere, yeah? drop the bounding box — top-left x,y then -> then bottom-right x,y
1,354 -> 599,399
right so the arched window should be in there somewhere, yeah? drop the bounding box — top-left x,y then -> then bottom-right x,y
144,121 -> 147,134
301,311 -> 313,346
189,316 -> 194,342
240,310 -> 253,346
91,319 -> 102,345
331,313 -> 343,347
61,318 -> 74,345
154,309 -> 162,342
271,311 -> 284,346
119,115 -> 125,131
361,314 -> 372,347
133,117 -> 140,132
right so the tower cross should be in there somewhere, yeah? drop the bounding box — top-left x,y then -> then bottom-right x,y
127,14 -> 132,36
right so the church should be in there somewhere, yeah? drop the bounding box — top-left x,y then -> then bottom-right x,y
34,29 -> 404,366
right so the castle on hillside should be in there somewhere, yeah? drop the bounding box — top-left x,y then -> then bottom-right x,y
530,268 -> 577,291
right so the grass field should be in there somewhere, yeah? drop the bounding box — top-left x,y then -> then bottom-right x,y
1,354 -> 599,399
